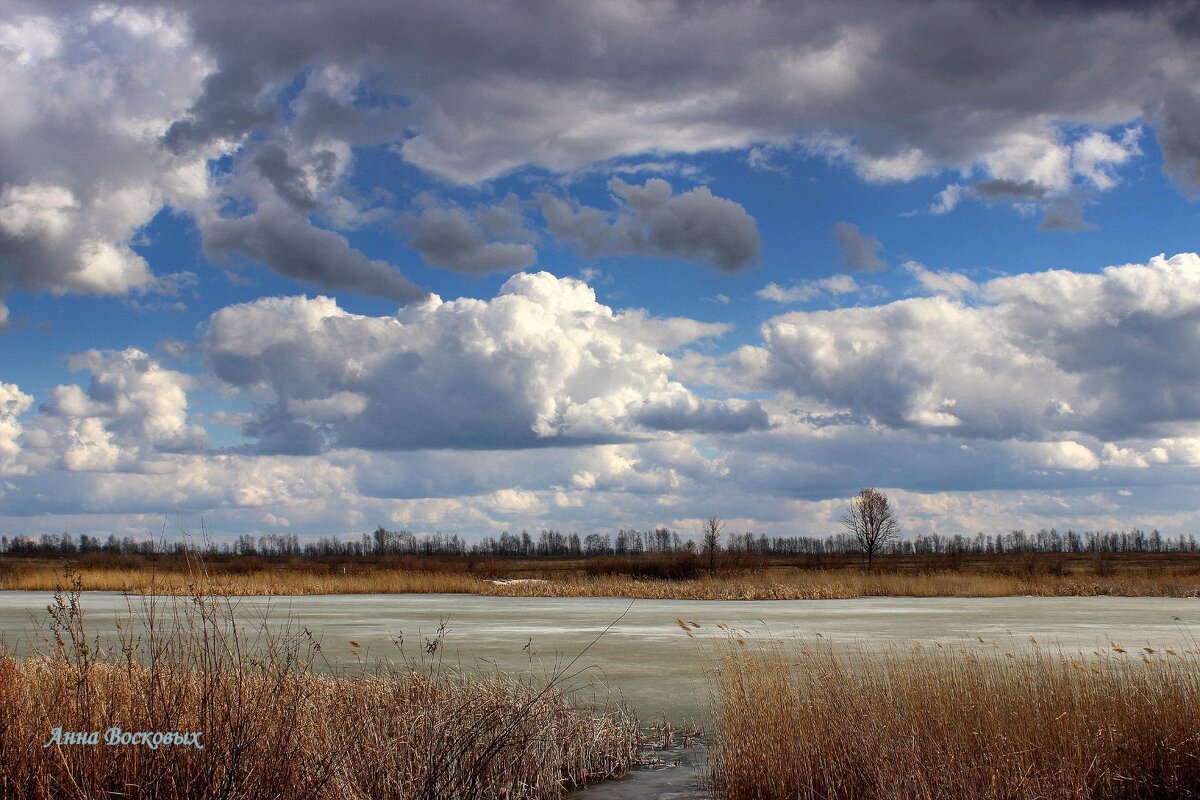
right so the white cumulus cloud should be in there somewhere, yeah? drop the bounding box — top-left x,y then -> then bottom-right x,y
26,349 -> 207,472
745,253 -> 1200,447
203,271 -> 767,453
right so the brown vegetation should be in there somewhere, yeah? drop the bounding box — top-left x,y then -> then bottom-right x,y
1,558 -> 1198,598
486,568 -> 1200,599
0,578 -> 641,799
1,551 -> 1198,598
706,639 -> 1200,799
0,564 -> 488,595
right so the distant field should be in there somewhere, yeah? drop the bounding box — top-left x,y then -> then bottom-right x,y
1,551 -> 1198,598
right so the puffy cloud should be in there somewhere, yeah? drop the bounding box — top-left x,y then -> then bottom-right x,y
203,271 -> 766,452
928,128 -> 1140,226
928,184 -> 966,215
0,8 -> 430,306
831,222 -> 884,272
26,349 -> 207,472
1101,443 -> 1150,469
744,253 -> 1200,444
757,275 -> 861,303
540,178 -> 761,270
0,451 -> 359,521
903,261 -> 977,299
1072,128 -> 1141,191
0,7 -> 212,308
1008,440 -> 1101,472
0,382 -> 33,475
484,488 -> 542,515
401,194 -> 537,273
980,130 -> 1075,195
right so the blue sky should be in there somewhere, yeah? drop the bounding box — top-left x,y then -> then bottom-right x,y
2,0 -> 1200,543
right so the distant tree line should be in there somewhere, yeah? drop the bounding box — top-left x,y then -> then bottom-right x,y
1,525 -> 1197,559
729,528 -> 1199,556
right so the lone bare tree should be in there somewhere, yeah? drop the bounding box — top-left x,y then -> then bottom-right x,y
841,488 -> 899,571
702,516 -> 725,576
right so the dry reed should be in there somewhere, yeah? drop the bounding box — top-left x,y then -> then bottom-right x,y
0,565 -> 487,595
706,638 -> 1200,799
2,564 -> 1197,598
486,569 -> 1200,600
0,574 -> 640,799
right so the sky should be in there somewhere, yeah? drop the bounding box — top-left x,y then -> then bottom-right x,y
3,0 -> 1200,545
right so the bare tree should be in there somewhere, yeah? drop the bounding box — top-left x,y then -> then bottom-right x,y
841,488 -> 899,571
702,516 -> 725,576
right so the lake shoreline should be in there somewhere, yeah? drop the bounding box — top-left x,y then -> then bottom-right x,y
6,589 -> 1200,800
3,558 -> 1200,599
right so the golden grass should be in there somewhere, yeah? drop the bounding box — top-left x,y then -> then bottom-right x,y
706,639 -> 1200,799
2,564 -> 1197,598
487,569 -> 1200,599
0,565 -> 488,595
0,579 -> 640,799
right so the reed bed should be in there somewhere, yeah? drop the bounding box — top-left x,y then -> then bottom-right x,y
487,569 -> 1200,600
1,564 -> 1197,598
0,565 -> 488,595
0,578 -> 640,799
706,639 -> 1200,800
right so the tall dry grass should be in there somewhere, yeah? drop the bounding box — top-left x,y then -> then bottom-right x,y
0,564 -> 488,595
486,569 -> 1200,600
0,574 -> 640,799
706,638 -> 1200,799
2,563 -> 1197,598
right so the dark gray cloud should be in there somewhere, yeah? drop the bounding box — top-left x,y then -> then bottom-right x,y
632,396 -> 770,434
4,0 -> 1200,313
163,70 -> 278,155
252,144 -> 321,211
1159,85 -> 1200,196
239,402 -> 325,456
1038,195 -> 1096,232
971,179 -> 1050,200
540,178 -> 761,271
401,195 -> 536,273
202,205 -> 427,302
143,0 -> 1199,188
831,222 -> 885,272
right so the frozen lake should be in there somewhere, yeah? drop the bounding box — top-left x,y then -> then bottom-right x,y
5,591 -> 1197,799
1,591 -> 1196,724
